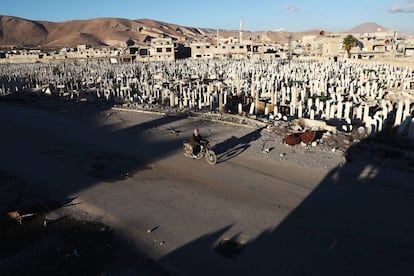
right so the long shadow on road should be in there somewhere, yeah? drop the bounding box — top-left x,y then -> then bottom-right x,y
0,95 -> 193,274
0,95 -> 188,197
157,123 -> 414,275
213,128 -> 263,163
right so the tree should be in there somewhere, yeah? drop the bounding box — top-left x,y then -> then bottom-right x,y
342,35 -> 357,58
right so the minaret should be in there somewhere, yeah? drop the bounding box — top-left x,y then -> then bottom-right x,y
217,28 -> 219,47
239,17 -> 243,43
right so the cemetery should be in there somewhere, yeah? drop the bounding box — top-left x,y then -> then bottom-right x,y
1,58 -> 413,143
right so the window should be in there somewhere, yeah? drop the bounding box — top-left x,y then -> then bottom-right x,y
166,48 -> 172,52
156,48 -> 162,53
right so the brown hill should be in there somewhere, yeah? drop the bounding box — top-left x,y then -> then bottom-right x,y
0,15 -> 323,49
347,22 -> 389,34
0,16 -> 48,47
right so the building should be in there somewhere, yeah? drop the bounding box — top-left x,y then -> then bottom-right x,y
129,37 -> 175,62
301,29 -> 412,60
190,36 -> 283,60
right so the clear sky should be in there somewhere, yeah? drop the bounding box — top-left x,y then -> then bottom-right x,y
1,0 -> 413,33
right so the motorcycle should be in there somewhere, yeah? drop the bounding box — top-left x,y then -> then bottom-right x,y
183,140 -> 217,165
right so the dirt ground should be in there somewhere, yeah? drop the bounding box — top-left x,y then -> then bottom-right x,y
0,95 -> 169,275
0,168 -> 170,275
0,170 -> 109,275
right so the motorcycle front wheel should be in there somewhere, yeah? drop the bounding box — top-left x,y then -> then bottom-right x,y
205,150 -> 217,165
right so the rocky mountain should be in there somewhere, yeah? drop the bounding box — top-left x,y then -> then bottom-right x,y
0,15 -> 323,49
0,16 -> 204,48
0,15 -> 393,49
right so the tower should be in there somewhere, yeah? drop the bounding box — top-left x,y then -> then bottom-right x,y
239,17 -> 243,43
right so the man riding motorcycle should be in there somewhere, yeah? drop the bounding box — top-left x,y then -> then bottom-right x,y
183,128 -> 217,165
189,128 -> 208,157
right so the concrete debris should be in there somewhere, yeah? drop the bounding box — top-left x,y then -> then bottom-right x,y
147,226 -> 160,233
4,210 -> 39,225
261,148 -> 271,154
45,210 -> 66,221
291,118 -> 337,133
351,126 -> 368,140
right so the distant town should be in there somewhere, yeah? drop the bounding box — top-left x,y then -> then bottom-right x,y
1,23 -> 413,67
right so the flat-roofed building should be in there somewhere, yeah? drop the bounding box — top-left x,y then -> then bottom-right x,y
190,36 -> 282,60
301,30 -> 410,60
132,37 -> 175,62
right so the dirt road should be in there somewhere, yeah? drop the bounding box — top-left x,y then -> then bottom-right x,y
1,99 -> 413,275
